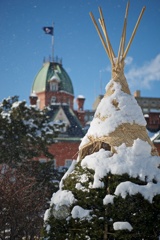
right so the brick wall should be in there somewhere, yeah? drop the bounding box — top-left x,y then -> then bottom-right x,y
48,140 -> 81,167
36,91 -> 74,110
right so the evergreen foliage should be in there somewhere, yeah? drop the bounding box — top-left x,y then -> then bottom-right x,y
44,164 -> 106,239
0,96 -> 60,166
43,163 -> 160,240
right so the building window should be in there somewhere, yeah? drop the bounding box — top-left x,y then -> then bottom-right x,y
142,100 -> 148,106
51,96 -> 56,104
67,98 -> 70,106
151,101 -> 156,107
50,82 -> 58,91
142,108 -> 148,113
61,125 -> 67,132
39,158 -> 47,163
65,159 -> 72,168
52,159 -> 56,168
39,158 -> 56,168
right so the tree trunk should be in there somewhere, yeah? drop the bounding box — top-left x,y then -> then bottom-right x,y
104,208 -> 108,240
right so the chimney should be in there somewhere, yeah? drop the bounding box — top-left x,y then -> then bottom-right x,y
76,95 -> 85,111
134,90 -> 141,97
29,92 -> 38,105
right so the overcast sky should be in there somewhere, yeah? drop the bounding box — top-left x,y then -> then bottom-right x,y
0,0 -> 160,109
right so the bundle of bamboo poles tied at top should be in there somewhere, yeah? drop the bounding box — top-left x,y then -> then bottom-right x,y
78,2 -> 159,160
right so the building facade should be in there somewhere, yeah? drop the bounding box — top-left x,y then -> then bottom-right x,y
30,59 -> 86,169
134,90 -> 160,132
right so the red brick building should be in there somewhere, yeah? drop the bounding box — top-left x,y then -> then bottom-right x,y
30,59 -> 85,169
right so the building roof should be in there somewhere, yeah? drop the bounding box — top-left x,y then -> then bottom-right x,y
150,131 -> 160,145
32,62 -> 74,95
47,104 -> 84,138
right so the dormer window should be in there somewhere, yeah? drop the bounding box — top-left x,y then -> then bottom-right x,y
49,75 -> 60,92
50,81 -> 58,91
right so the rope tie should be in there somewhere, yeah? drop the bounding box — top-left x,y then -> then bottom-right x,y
79,123 -> 159,160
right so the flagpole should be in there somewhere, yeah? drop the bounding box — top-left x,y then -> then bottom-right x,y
52,22 -> 54,62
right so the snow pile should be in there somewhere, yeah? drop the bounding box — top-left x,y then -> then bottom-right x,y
11,101 -> 22,109
103,194 -> 115,205
75,182 -> 89,192
80,140 -> 160,202
113,222 -> 133,231
60,160 -> 77,189
81,140 -> 160,183
45,137 -> 160,223
115,181 -> 160,202
44,209 -> 51,222
50,189 -> 76,211
44,189 -> 77,221
80,80 -> 146,147
71,205 -> 92,220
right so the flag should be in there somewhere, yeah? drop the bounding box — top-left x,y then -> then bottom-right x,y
43,27 -> 53,35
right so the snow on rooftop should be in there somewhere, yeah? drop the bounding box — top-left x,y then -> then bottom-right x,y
80,80 -> 146,148
50,75 -> 60,82
30,91 -> 37,97
77,95 -> 85,99
147,130 -> 157,139
150,131 -> 160,141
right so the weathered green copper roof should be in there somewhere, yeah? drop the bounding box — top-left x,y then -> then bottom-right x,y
32,62 -> 74,95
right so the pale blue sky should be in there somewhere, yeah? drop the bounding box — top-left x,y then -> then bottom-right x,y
0,0 -> 160,109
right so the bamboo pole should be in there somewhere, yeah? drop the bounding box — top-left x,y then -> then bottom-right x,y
98,18 -> 114,65
123,6 -> 146,59
98,7 -> 115,64
117,19 -> 127,65
117,2 -> 129,64
89,12 -> 110,60
121,2 -> 129,56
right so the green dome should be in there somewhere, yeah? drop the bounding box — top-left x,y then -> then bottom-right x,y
32,62 -> 74,95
